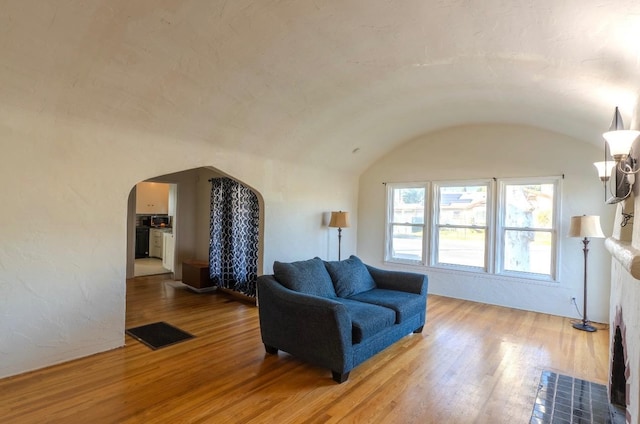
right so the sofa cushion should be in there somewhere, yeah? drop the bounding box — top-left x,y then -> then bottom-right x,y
273,257 -> 337,298
324,255 -> 376,298
333,298 -> 396,344
348,289 -> 425,324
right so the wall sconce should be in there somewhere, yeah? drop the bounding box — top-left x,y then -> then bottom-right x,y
600,107 -> 640,203
593,161 -> 615,182
328,211 -> 350,261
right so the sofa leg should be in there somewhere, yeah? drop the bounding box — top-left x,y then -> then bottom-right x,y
413,325 -> 424,333
264,344 -> 278,354
332,371 -> 350,383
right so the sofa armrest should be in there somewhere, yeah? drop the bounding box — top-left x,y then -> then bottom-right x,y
365,265 -> 428,296
257,275 -> 353,372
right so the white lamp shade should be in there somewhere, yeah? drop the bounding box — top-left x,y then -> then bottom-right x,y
593,161 -> 615,180
603,129 -> 640,158
568,215 -> 605,238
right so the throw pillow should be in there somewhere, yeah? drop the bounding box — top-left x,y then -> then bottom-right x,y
324,255 -> 376,297
273,257 -> 337,298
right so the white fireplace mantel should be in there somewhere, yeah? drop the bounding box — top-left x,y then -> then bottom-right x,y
605,237 -> 640,280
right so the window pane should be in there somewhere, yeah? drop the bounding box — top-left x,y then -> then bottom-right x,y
503,230 -> 551,275
392,188 -> 425,224
438,186 -> 487,226
391,224 -> 423,261
504,184 -> 554,228
437,227 -> 485,267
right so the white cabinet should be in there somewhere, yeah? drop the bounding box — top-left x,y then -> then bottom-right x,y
149,229 -> 164,259
162,233 -> 175,272
136,182 -> 169,214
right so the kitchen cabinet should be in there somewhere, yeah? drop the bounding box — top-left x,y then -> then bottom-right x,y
162,233 -> 175,272
149,228 -> 165,259
136,182 -> 169,214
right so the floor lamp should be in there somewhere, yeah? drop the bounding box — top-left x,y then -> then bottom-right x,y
568,215 -> 605,332
329,211 -> 350,261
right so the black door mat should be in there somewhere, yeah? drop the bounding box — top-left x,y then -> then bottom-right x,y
530,370 -> 624,424
126,321 -> 194,350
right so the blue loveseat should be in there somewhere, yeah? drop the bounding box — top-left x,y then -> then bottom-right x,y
257,256 -> 428,383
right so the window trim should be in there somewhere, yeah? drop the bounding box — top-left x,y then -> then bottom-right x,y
495,177 -> 561,281
384,176 -> 562,283
385,182 -> 430,265
431,179 -> 493,272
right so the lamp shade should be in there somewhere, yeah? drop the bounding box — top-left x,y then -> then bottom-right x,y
568,215 -> 605,238
329,211 -> 350,228
593,161 -> 615,181
603,107 -> 640,160
602,129 -> 640,159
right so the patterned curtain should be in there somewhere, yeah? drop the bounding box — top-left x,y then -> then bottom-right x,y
209,177 -> 260,297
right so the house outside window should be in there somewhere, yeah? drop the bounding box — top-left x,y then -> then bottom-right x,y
385,177 -> 560,282
433,182 -> 490,270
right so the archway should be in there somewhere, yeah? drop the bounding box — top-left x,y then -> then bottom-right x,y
125,166 -> 264,290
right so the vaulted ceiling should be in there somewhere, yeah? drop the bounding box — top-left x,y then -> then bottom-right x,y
3,1 -> 640,173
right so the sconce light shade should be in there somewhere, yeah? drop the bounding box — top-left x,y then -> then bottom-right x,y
329,211 -> 350,228
568,215 -> 605,238
603,107 -> 640,161
593,161 -> 615,182
603,130 -> 640,161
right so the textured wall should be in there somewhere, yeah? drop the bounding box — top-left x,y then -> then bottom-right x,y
358,124 -> 613,322
0,110 -> 358,379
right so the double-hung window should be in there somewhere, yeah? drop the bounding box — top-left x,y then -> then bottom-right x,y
496,179 -> 559,279
386,184 -> 428,264
384,177 -> 560,282
432,182 -> 490,270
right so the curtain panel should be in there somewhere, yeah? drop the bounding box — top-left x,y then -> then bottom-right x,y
209,177 -> 259,297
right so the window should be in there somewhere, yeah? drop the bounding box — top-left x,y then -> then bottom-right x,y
433,182 -> 489,269
385,177 -> 560,281
497,180 -> 558,279
386,184 -> 428,263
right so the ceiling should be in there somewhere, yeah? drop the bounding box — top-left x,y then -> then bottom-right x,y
2,0 -> 640,173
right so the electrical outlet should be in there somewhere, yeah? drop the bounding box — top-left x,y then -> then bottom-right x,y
571,296 -> 576,304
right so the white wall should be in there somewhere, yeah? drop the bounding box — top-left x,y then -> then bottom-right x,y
358,124 -> 613,322
0,110 -> 358,379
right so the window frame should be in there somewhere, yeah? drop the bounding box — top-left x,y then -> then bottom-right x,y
495,177 -> 561,281
385,182 -> 430,265
431,179 -> 493,272
383,176 -> 562,283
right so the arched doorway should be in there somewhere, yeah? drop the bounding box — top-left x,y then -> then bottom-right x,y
125,166 -> 264,290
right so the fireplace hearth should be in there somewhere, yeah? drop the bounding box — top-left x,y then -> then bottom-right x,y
611,307 -> 630,422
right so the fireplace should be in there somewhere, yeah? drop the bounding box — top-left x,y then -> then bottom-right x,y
611,307 -> 630,422
604,200 -> 640,423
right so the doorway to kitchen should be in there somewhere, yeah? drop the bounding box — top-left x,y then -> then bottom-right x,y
132,182 -> 176,277
125,166 -> 264,283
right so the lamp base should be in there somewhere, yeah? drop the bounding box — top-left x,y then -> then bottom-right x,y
572,322 -> 597,332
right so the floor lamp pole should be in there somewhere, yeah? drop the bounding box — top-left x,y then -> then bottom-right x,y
329,211 -> 349,261
573,237 -> 596,332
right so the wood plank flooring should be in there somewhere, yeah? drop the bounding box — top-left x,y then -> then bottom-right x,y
0,275 -> 610,423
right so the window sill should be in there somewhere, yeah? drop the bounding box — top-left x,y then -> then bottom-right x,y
383,260 -> 559,286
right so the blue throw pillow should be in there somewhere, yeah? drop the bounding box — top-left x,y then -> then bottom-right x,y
273,257 -> 337,298
324,255 -> 376,297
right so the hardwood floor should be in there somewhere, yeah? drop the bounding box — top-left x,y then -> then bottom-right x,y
0,275 -> 610,423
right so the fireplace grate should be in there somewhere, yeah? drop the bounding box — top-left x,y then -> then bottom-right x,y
530,370 -> 623,424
